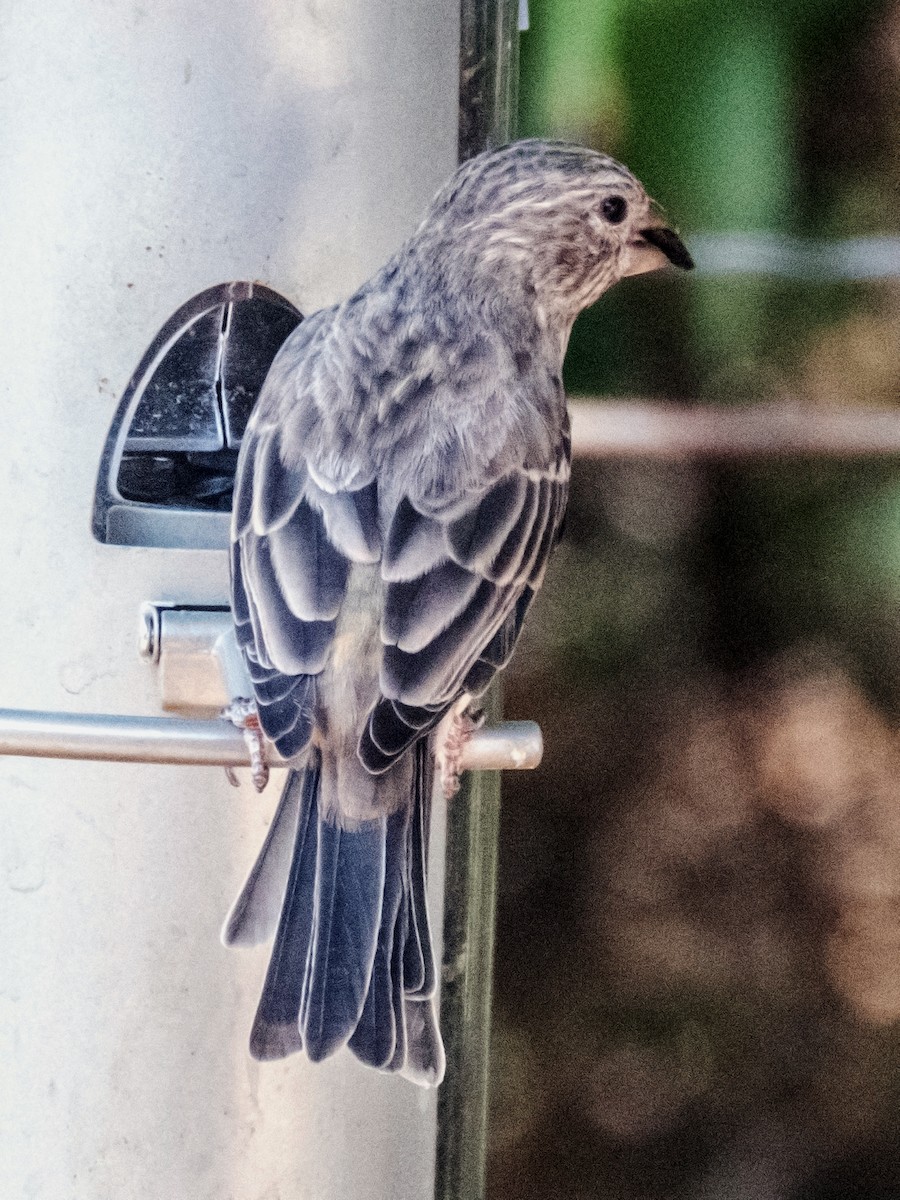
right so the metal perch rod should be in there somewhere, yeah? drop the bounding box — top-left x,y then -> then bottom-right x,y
0,708 -> 542,772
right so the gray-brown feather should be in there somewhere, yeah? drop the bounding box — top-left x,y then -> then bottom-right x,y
227,138 -> 687,1079
230,140 -> 671,814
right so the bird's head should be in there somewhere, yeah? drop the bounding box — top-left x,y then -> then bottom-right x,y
420,139 -> 693,323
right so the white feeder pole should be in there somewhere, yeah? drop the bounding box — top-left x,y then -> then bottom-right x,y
0,3 -> 520,1198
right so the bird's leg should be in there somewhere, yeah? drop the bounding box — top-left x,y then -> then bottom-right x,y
221,697 -> 269,793
435,696 -> 485,799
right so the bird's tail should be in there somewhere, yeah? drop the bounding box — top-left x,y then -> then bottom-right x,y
222,743 -> 445,1086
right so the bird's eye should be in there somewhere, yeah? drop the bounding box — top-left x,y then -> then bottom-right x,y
600,195 -> 628,224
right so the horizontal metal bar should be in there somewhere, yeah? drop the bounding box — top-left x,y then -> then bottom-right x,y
0,708 -> 542,772
569,400 -> 900,460
688,232 -> 900,281
452,720 -> 542,772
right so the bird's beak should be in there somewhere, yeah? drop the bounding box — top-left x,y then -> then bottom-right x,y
624,224 -> 694,276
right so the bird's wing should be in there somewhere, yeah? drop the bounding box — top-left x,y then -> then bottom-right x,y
359,423 -> 570,773
231,410 -> 381,760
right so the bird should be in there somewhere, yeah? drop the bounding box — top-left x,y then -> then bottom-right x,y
221,138 -> 693,1086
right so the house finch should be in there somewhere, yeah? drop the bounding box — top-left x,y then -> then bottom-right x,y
222,139 -> 692,1085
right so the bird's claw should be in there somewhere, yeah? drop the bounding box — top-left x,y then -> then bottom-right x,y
436,699 -> 482,799
221,698 -> 269,793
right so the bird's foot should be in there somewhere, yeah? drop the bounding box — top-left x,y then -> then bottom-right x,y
221,697 -> 269,793
436,698 -> 484,799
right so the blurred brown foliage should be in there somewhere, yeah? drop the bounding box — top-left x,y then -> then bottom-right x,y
490,1 -> 900,1196
493,654 -> 900,1199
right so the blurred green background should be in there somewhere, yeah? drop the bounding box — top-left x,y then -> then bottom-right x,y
491,3 -> 900,1197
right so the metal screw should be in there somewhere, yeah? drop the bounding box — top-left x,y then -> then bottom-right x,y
138,602 -> 162,662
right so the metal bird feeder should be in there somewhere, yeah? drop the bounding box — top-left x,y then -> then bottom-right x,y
0,2 -> 522,1198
